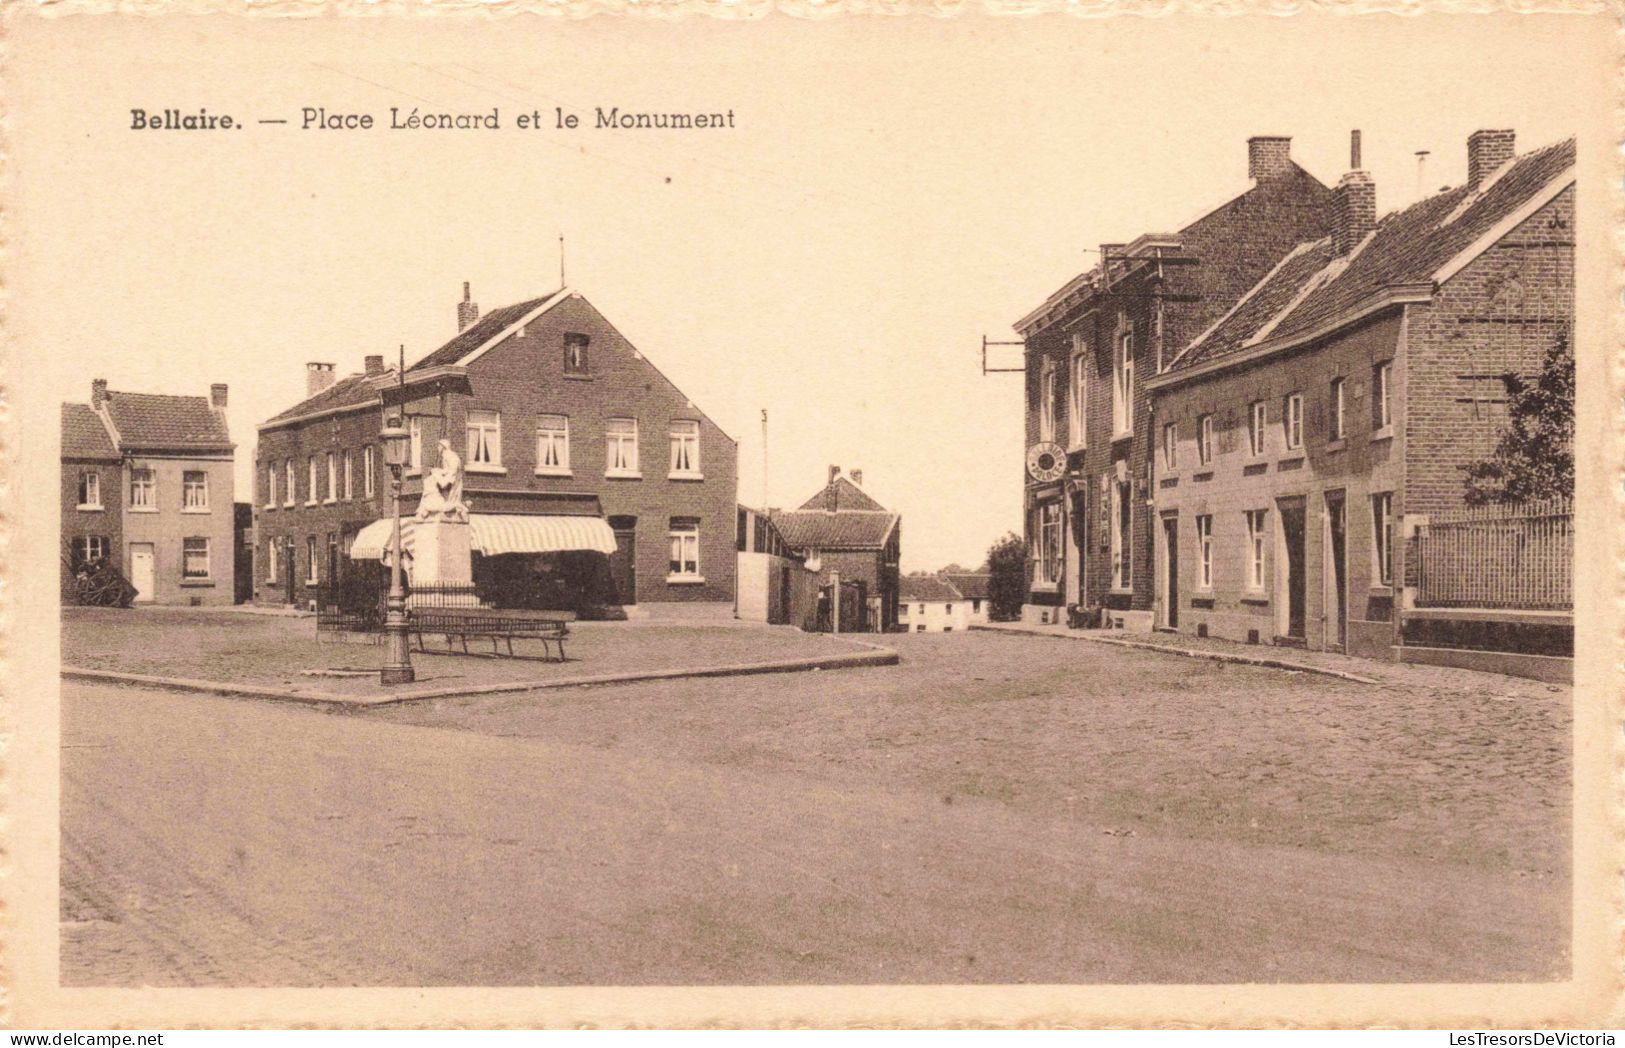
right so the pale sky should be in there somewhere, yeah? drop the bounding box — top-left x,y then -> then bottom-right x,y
11,12 -> 1601,571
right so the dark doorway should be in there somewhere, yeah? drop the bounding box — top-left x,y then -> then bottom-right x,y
608,516 -> 637,606
1160,513 -> 1179,630
1278,500 -> 1307,642
1325,494 -> 1348,651
283,537 -> 296,604
327,533 -> 340,592
778,564 -> 793,625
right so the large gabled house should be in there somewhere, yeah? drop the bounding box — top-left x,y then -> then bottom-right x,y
254,284 -> 738,618
62,379 -> 236,605
1013,135 -> 1336,628
771,469 -> 901,632
1145,131 -> 1574,675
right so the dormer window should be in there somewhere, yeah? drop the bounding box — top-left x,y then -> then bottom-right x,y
564,333 -> 590,376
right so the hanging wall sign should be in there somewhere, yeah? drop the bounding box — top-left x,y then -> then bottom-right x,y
1026,441 -> 1067,483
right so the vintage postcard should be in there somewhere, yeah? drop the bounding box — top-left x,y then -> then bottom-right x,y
3,5 -> 1620,1030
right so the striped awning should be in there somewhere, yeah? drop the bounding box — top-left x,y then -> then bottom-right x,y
348,514 -> 619,561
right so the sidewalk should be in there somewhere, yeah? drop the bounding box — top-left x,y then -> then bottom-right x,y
974,620 -> 1568,698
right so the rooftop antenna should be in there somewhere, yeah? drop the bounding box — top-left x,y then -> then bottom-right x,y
761,409 -> 769,510
559,234 -> 566,288
1415,150 -> 1431,201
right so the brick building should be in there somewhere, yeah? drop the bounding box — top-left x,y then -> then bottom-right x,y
61,380 -> 236,605
1145,131 -> 1574,661
1013,136 -> 1336,628
771,469 -> 901,631
254,285 -> 738,617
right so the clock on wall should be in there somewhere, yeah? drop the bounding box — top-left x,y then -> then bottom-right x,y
1026,441 -> 1067,483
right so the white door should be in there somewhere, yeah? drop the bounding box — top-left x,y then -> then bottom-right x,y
129,543 -> 155,603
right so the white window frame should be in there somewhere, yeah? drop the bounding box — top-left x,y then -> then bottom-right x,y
1112,327 -> 1135,438
1245,509 -> 1268,592
1068,337 -> 1088,450
1195,514 -> 1214,591
77,470 -> 102,510
76,535 -> 109,563
1248,401 -> 1267,457
466,409 -> 503,470
306,457 -> 319,506
1330,377 -> 1346,441
667,518 -> 702,581
266,537 -> 280,582
1283,393 -> 1304,451
284,460 -> 296,507
363,446 -> 376,498
1372,492 -> 1395,587
1038,360 -> 1058,444
669,420 -> 702,479
606,418 -> 640,478
129,467 -> 157,511
322,453 -> 336,502
1197,414 -> 1214,466
1111,478 -> 1132,590
408,416 -> 423,472
1035,500 -> 1062,588
182,536 -> 211,580
342,450 -> 354,500
265,465 -> 277,509
182,470 -> 209,512
306,535 -> 319,584
1374,361 -> 1394,434
535,414 -> 571,476
1162,422 -> 1177,470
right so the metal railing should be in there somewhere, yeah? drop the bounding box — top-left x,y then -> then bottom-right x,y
1413,498 -> 1572,610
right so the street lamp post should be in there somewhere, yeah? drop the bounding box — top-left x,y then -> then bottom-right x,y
379,414 -> 414,686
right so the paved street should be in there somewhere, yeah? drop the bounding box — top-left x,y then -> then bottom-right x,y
62,631 -> 1570,986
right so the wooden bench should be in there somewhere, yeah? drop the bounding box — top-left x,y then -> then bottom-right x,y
409,609 -> 571,661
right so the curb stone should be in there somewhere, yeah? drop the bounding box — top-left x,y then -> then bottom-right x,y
970,624 -> 1381,685
62,643 -> 900,708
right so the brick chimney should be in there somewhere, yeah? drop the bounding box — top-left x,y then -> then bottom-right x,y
825,465 -> 840,513
457,281 -> 480,332
306,362 -> 337,399
1247,136 -> 1294,182
90,378 -> 108,408
1331,131 -> 1376,258
210,383 -> 228,409
850,469 -> 863,487
1467,129 -> 1515,190
364,354 -> 385,376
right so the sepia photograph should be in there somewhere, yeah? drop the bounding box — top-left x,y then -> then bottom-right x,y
4,5 -> 1619,1031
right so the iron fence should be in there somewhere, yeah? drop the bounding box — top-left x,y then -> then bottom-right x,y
1413,498 -> 1572,610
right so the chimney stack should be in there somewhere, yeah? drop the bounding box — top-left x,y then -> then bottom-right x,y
1331,131 -> 1376,258
90,378 -> 108,408
825,465 -> 841,513
851,469 -> 863,487
1467,129 -> 1515,190
364,354 -> 385,376
306,362 -> 337,399
457,281 -> 480,332
1247,136 -> 1293,182
210,383 -> 228,409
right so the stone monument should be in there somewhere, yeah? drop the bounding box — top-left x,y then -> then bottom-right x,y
408,438 -> 480,607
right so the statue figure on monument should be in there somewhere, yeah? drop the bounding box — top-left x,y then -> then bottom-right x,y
416,438 -> 470,522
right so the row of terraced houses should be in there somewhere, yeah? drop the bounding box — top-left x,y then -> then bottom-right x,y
1014,129 -> 1574,680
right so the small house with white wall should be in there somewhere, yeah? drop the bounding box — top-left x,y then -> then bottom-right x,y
899,575 -> 970,633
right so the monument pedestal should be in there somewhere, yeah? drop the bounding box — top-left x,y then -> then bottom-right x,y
406,516 -> 482,608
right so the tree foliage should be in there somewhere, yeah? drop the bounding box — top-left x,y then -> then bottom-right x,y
1462,330 -> 1575,506
985,531 -> 1027,622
